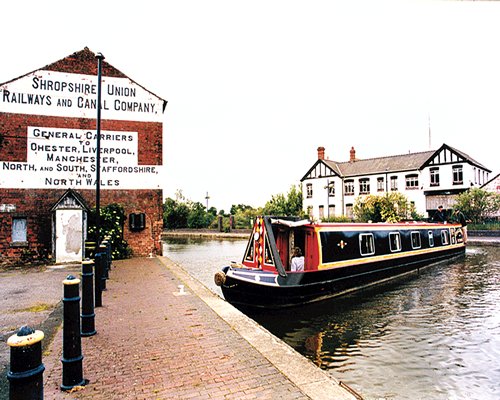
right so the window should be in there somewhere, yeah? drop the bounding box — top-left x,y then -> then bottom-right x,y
12,218 -> 27,243
389,232 -> 401,252
377,177 -> 385,192
390,176 -> 398,191
430,168 -> 440,187
428,231 -> 434,247
345,204 -> 353,219
405,174 -> 419,190
319,205 -> 324,219
328,205 -> 335,217
411,231 -> 421,249
441,230 -> 450,245
360,234 -> 375,256
452,165 -> 463,185
327,182 -> 335,197
306,183 -> 313,198
359,178 -> 370,194
345,180 -> 354,196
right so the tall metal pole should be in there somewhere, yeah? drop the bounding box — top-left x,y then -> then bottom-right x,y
95,52 -> 105,245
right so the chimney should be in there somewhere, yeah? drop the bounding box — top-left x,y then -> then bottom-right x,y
317,146 -> 325,160
350,146 -> 356,162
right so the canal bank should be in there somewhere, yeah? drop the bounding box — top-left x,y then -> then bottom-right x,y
38,256 -> 358,400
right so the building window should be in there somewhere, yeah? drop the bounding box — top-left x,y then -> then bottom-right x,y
345,204 -> 353,219
306,183 -> 313,198
345,180 -> 354,196
359,178 -> 370,194
377,177 -> 385,192
390,176 -> 398,191
12,217 -> 27,243
328,204 -> 335,217
430,168 -> 440,187
327,182 -> 335,197
452,165 -> 463,185
405,174 -> 419,190
319,205 -> 324,219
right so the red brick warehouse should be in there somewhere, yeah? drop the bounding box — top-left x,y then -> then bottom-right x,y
0,47 -> 167,266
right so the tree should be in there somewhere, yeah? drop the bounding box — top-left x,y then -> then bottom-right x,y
453,188 -> 500,223
163,197 -> 189,229
354,192 -> 422,223
263,185 -> 304,216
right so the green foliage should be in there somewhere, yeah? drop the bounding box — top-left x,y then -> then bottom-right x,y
163,197 -> 189,229
353,192 -> 423,223
87,203 -> 131,260
187,201 -> 214,228
453,188 -> 500,223
321,215 -> 352,222
263,185 -> 304,217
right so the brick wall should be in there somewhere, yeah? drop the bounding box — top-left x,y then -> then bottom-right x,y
0,48 -> 165,267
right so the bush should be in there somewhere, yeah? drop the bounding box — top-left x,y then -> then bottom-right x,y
87,203 -> 131,260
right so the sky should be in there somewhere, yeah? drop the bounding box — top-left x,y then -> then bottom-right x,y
2,1 -> 499,212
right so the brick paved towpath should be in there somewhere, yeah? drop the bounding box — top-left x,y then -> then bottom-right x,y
41,257 -> 357,400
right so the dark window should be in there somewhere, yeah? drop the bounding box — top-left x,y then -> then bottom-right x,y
452,165 -> 463,185
377,177 -> 385,192
411,231 -> 421,249
359,178 -> 370,194
390,176 -> 398,191
359,234 -> 375,256
389,232 -> 401,252
405,174 -> 419,190
345,180 -> 354,195
430,168 -> 440,186
306,183 -> 313,198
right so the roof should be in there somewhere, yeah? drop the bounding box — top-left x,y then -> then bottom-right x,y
301,143 -> 491,181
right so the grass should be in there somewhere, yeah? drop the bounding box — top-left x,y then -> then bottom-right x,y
12,303 -> 53,313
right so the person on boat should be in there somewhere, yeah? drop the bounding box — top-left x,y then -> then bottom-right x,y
291,247 -> 305,272
432,205 -> 447,223
453,208 -> 469,244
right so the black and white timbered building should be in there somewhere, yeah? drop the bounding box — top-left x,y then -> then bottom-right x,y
301,144 -> 492,220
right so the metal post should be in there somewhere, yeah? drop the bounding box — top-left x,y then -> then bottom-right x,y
95,52 -> 105,246
81,260 -> 96,337
94,253 -> 103,307
98,244 -> 108,290
61,275 -> 85,391
7,326 -> 45,400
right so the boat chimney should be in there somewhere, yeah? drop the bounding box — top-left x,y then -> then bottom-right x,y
350,146 -> 356,162
317,146 -> 325,160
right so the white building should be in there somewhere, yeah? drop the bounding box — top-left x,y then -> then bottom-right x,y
301,144 -> 492,221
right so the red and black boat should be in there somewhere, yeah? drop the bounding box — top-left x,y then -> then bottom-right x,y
214,216 -> 466,309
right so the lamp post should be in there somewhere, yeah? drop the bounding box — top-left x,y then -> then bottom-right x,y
95,52 -> 105,245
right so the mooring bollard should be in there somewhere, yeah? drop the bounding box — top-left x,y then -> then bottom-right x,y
94,252 -> 103,307
104,235 -> 112,269
7,326 -> 45,400
81,260 -> 96,337
61,275 -> 85,391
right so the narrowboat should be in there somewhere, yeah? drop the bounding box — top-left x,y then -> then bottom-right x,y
214,216 -> 466,309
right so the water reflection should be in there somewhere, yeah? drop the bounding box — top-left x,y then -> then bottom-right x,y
163,239 -> 500,400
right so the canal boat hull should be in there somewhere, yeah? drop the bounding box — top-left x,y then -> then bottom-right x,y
215,216 -> 466,309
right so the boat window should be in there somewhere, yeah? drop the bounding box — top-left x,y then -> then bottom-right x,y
389,232 -> 401,252
441,230 -> 450,245
428,231 -> 434,247
411,231 -> 421,249
359,234 -> 375,256
264,235 -> 275,265
244,236 -> 254,262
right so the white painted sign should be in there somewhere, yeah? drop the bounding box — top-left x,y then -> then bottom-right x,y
0,70 -> 165,122
0,127 -> 162,189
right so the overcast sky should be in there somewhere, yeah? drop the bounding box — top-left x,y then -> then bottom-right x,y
2,1 -> 499,211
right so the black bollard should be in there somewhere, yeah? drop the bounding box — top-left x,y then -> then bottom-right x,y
7,326 -> 45,400
94,252 -> 103,307
61,275 -> 85,391
104,236 -> 112,269
81,260 -> 96,337
99,242 -> 109,282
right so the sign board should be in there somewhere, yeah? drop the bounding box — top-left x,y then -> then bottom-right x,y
0,70 -> 164,122
1,127 -> 161,189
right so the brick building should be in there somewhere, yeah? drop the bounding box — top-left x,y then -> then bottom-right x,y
0,48 -> 167,266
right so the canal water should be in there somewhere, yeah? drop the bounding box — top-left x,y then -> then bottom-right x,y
162,238 -> 500,400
